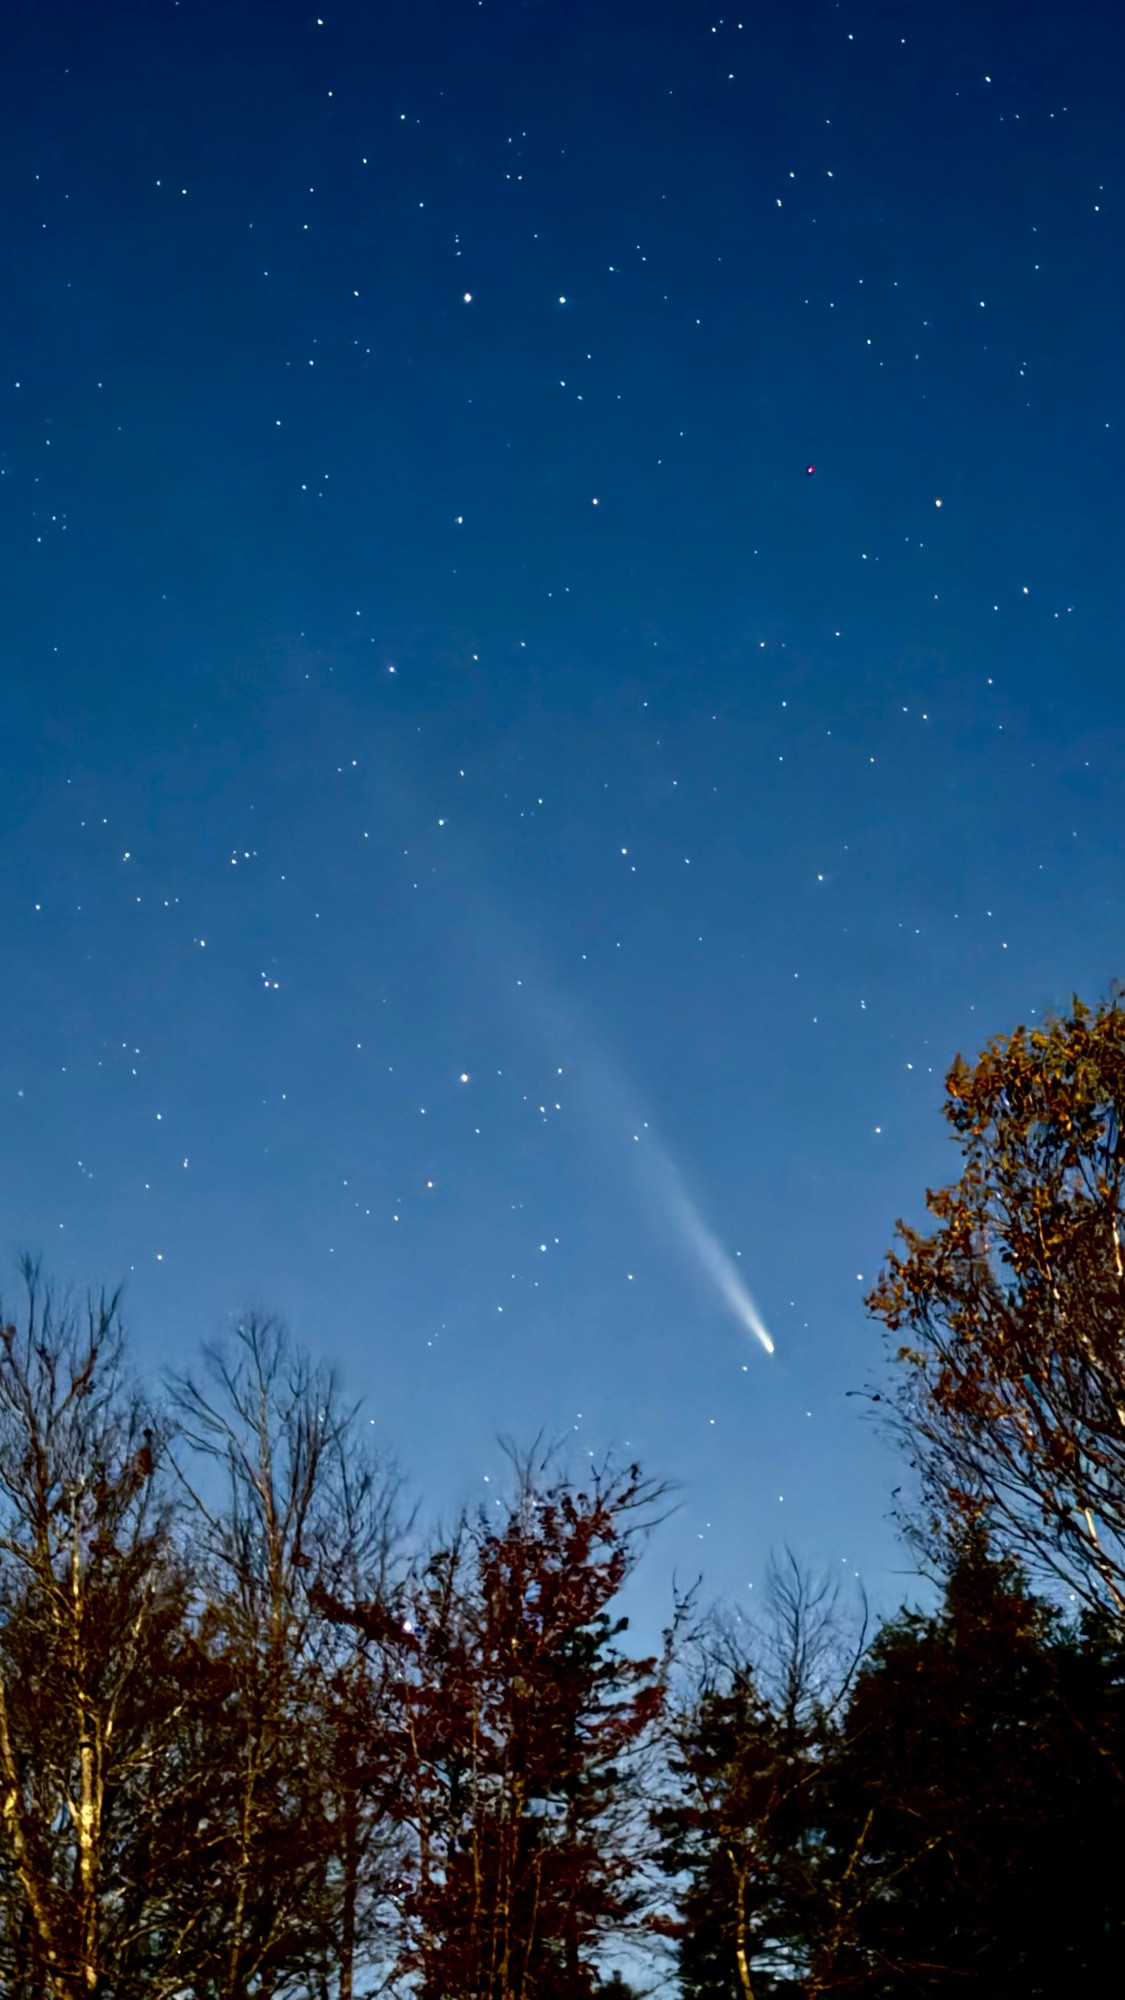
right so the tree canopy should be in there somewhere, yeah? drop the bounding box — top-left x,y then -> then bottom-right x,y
868,992 -> 1125,1616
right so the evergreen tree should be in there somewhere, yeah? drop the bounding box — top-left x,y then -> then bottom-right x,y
658,1559 -> 866,2000
320,1450 -> 671,2000
820,1536 -> 1125,1995
664,1539 -> 1125,1997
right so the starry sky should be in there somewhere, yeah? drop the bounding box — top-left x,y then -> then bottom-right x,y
2,0 -> 1122,1631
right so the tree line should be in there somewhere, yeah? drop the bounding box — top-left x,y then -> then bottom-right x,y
2,994 -> 1124,1997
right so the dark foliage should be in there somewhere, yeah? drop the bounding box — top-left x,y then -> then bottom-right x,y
664,1539 -> 1125,1997
823,1536 -> 1125,1995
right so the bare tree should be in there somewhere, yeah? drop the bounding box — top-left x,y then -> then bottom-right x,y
659,1554 -> 867,2000
0,1260 -> 191,2000
169,1312 -> 405,2000
758,1551 -> 868,1739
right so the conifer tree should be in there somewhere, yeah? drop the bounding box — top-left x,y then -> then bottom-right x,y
319,1450 -> 671,2000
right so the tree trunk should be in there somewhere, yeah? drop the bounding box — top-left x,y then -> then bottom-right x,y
0,1677 -> 71,1999
77,1721 -> 100,1994
338,1742 -> 357,2000
725,1850 -> 756,2000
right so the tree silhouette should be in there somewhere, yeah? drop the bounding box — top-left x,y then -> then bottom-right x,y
822,1534 -> 1125,1995
665,1538 -> 1125,1997
8,1194 -> 1124,2000
658,1557 -> 867,2000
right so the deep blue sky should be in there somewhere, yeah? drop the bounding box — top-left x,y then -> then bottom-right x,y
1,0 -> 1122,1630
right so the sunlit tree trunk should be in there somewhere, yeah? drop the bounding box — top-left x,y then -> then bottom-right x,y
725,1850 -> 756,2000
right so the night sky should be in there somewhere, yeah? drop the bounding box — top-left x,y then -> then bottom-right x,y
2,0 -> 1122,1630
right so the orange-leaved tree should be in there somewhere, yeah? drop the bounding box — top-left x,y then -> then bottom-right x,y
868,993 -> 1125,1618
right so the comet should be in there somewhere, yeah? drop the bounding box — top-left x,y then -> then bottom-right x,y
351,761 -> 776,1359
639,1130 -> 775,1356
563,1036 -> 776,1358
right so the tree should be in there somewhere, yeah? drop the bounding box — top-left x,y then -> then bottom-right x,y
169,1313 -> 403,2000
868,993 -> 1125,1618
658,1556 -> 867,2000
0,1261 -> 193,2000
821,1534 -> 1125,1995
666,1538 -> 1125,1998
322,1449 -> 671,2000
661,1672 -> 806,2000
